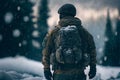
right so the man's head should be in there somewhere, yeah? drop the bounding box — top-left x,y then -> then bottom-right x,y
58,4 -> 76,19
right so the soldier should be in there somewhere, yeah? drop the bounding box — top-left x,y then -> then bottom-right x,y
42,4 -> 97,80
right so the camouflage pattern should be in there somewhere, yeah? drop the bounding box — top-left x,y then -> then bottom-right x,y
42,16 -> 96,75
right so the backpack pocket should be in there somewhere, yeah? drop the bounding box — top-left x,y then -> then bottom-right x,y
55,47 -> 64,64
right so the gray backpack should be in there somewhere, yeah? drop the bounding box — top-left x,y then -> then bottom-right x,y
55,25 -> 83,64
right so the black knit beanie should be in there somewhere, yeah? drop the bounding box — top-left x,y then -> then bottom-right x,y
58,4 -> 76,17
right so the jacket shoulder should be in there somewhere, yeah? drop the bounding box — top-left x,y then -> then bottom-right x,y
80,27 -> 93,39
49,27 -> 59,35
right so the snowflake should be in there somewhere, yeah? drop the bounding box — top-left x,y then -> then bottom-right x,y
23,16 -> 29,22
99,60 -> 103,64
22,40 -> 27,45
97,35 -> 100,39
115,32 -> 118,36
32,40 -> 40,49
19,43 -> 22,47
104,56 -> 107,61
98,48 -> 103,53
104,37 -> 109,42
32,18 -> 37,22
32,30 -> 39,37
4,12 -> 13,24
17,6 -> 21,11
0,35 -> 3,41
33,24 -> 38,29
13,29 -> 21,37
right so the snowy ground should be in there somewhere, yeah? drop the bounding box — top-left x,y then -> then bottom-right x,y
0,56 -> 120,80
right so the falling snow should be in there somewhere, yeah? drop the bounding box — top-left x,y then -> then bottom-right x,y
97,35 -> 100,39
32,30 -> 39,37
19,43 -> 22,47
115,32 -> 118,36
22,40 -> 27,45
104,56 -> 107,61
17,6 -> 21,11
98,48 -> 103,53
13,29 -> 21,37
33,24 -> 38,29
4,12 -> 13,24
0,35 -> 3,41
23,16 -> 29,22
99,60 -> 103,64
32,40 -> 40,49
104,37 -> 109,42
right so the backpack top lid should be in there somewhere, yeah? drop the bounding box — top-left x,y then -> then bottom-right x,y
58,25 -> 82,48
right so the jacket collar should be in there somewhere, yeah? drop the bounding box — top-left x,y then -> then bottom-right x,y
58,16 -> 82,27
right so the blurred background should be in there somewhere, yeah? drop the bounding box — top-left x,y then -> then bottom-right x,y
0,0 -> 120,80
0,0 -> 120,67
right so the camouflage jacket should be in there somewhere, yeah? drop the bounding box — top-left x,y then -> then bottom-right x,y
42,16 -> 96,74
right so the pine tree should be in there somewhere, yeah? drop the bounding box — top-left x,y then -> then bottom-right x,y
114,12 -> 120,66
102,9 -> 115,66
36,0 -> 49,60
17,0 -> 34,58
0,0 -> 34,58
0,0 -> 19,57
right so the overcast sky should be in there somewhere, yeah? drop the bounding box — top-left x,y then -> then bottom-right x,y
46,0 -> 119,27
49,0 -> 120,9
